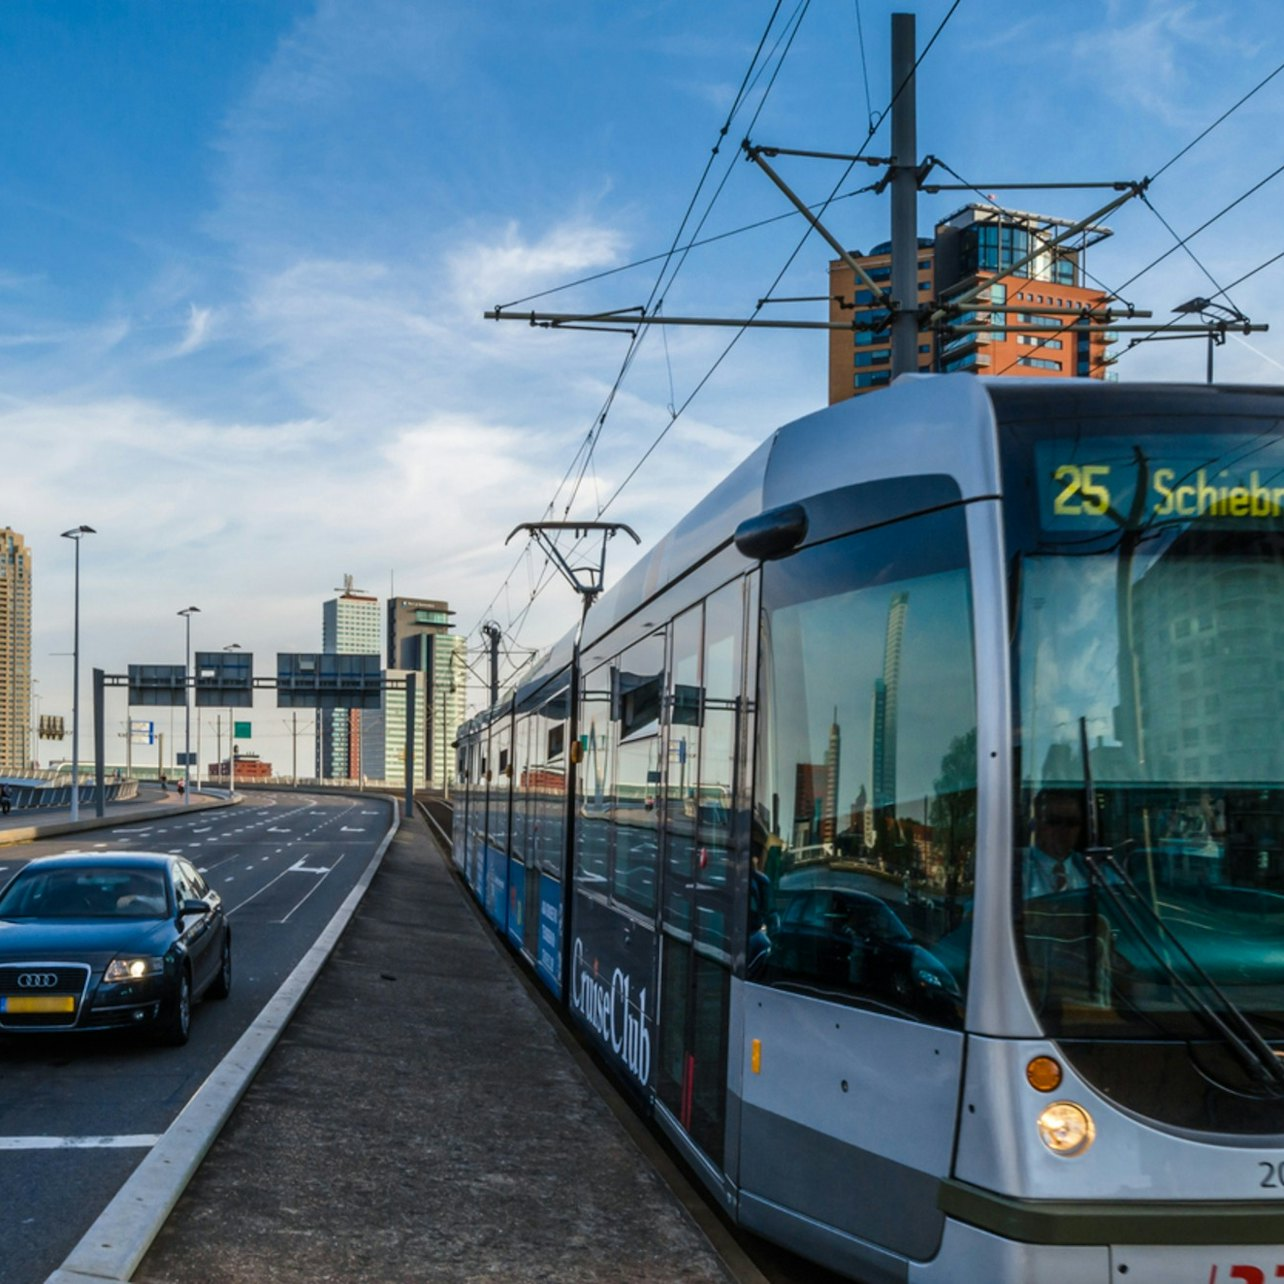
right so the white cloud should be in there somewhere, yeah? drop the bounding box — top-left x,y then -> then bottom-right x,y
174,304 -> 214,357
447,220 -> 629,313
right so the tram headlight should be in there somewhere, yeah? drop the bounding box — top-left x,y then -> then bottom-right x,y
1036,1101 -> 1096,1156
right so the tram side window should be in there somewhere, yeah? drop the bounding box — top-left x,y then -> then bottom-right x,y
575,664 -> 614,892
534,693 -> 567,875
754,505 -> 977,1028
488,726 -> 511,857
693,581 -> 745,956
510,718 -> 530,863
612,633 -> 664,914
663,606 -> 703,936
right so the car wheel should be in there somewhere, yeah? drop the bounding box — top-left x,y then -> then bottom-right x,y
208,933 -> 232,1000
159,968 -> 192,1046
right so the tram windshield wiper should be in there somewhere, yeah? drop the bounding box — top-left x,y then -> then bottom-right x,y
1082,846 -> 1284,1095
1075,720 -> 1284,1096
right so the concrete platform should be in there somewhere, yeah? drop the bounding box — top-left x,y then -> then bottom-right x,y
120,809 -> 753,1283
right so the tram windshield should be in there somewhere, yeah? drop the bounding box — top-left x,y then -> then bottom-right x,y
1004,405 -> 1284,1077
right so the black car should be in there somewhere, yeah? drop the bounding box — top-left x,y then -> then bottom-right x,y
0,852 -> 231,1045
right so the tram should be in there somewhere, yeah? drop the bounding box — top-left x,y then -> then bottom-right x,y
454,375 -> 1284,1283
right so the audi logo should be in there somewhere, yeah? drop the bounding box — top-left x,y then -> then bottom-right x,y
16,973 -> 59,989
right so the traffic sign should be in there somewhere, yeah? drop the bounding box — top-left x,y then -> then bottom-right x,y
276,653 -> 383,709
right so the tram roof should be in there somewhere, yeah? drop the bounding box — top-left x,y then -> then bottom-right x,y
461,375 -> 1284,736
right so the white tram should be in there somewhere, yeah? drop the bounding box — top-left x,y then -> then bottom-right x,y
455,376 -> 1284,1283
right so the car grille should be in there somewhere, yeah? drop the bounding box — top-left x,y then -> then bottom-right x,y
0,963 -> 92,1029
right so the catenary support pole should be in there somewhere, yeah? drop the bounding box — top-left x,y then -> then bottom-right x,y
889,12 -> 920,381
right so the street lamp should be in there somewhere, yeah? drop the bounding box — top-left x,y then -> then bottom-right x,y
1172,297 -> 1251,384
61,526 -> 95,821
224,643 -> 241,796
177,606 -> 200,805
29,678 -> 39,771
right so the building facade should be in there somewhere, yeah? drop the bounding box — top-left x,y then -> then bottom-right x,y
0,529 -> 33,773
386,596 -> 468,784
828,205 -> 1115,401
319,577 -> 381,779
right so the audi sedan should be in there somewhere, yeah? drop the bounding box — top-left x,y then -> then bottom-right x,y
0,852 -> 231,1045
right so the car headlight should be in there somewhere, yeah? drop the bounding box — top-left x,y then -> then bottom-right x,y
104,956 -> 165,983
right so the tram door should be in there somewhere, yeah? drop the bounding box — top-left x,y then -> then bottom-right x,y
657,581 -> 747,1168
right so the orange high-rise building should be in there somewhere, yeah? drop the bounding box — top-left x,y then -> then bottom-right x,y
828,204 -> 1115,401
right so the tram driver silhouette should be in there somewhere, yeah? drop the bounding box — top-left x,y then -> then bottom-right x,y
1023,788 -> 1089,899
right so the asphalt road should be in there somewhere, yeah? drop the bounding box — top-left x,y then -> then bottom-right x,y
0,790 -> 395,1284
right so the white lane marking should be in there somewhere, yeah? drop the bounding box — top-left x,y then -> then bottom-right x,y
340,827 -> 365,833
113,828 -> 150,834
287,858 -> 332,874
192,827 -> 211,834
0,1135 -> 160,1150
267,827 -> 292,834
360,810 -> 378,815
278,852 -> 347,924
225,861 -> 309,915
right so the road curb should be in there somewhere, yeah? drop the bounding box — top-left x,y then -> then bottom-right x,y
44,797 -> 402,1284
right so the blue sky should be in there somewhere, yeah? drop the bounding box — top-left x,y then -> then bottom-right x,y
4,0 -> 1283,769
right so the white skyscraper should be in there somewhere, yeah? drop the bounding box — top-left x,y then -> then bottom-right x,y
320,576 -> 380,779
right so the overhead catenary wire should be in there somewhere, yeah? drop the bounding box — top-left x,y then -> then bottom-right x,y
476,0 -> 967,677
466,2 -> 813,672
995,158 -> 1284,380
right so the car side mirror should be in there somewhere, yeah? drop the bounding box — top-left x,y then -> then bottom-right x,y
178,898 -> 208,918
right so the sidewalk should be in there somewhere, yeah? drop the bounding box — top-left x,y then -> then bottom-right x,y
124,808 -> 749,1284
0,785 -> 235,848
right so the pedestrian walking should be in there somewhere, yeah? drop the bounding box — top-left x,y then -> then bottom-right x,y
0,783 -> 11,815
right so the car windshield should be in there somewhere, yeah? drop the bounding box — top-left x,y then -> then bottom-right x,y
1004,414 -> 1284,1044
0,867 -> 171,919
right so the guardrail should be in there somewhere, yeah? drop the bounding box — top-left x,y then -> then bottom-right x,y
0,778 -> 141,811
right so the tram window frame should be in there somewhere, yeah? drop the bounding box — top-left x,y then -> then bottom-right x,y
752,503 -> 977,1029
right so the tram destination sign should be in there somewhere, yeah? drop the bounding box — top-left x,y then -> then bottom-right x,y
1038,434 -> 1284,533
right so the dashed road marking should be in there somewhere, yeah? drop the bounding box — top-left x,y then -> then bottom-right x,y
0,1135 -> 161,1151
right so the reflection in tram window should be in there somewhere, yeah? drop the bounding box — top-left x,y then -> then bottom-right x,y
575,664 -> 613,892
612,633 -> 664,915
753,505 -> 977,1027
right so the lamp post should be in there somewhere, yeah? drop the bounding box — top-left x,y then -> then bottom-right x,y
29,679 -> 39,771
1172,297 -> 1251,384
438,678 -> 456,801
178,606 -> 200,805
224,643 -> 241,795
61,526 -> 95,821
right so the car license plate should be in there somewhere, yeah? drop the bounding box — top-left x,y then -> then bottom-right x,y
1113,1247 -> 1284,1282
1,995 -> 76,1014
